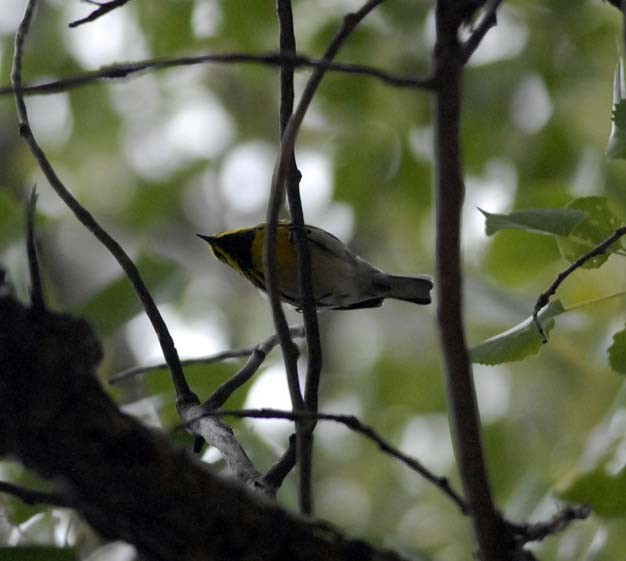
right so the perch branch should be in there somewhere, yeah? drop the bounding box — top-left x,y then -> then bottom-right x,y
265,0 -> 385,514
275,0 -> 321,515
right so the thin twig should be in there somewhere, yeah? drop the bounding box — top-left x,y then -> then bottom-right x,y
110,350 -> 253,384
0,481 -> 71,508
265,0 -> 385,515
188,407 -> 468,514
109,326 -> 304,385
509,504 -> 591,544
533,225 -> 626,342
203,326 -> 305,410
461,0 -> 504,64
12,0 -> 194,403
26,186 -> 45,311
69,0 -> 131,28
264,434 -> 297,488
0,52 -> 434,99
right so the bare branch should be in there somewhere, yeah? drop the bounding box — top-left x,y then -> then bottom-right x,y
69,0 -> 131,28
109,326 -> 304,386
433,1 -> 506,559
265,0 -> 385,514
177,401 -> 272,497
509,504 -> 591,544
264,435 -> 297,488
0,53 -> 433,99
203,326 -> 305,410
26,186 -> 45,311
12,0 -> 194,402
0,481 -> 71,508
533,225 -> 626,342
462,0 -> 504,64
188,408 -> 468,514
0,293 -> 410,561
276,0 -> 320,516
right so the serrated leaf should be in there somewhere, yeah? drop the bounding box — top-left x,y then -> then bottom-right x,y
479,207 -> 586,237
609,326 -> 626,374
75,253 -> 183,337
470,300 -> 565,365
559,465 -> 626,518
557,197 -> 623,269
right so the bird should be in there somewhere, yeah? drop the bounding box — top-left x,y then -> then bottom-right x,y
197,222 -> 433,310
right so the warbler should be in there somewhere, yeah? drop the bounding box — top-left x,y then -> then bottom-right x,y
197,222 -> 433,310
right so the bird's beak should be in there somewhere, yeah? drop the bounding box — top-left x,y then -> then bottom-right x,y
197,234 -> 216,245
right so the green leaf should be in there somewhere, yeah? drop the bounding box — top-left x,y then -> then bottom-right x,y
557,197 -> 623,269
0,547 -> 76,561
559,465 -> 626,518
609,326 -> 626,374
470,300 -> 565,365
479,207 -> 587,237
75,253 -> 183,337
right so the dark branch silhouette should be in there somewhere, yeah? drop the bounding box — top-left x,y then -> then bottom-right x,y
0,481 -> 71,508
26,187 -> 45,311
0,53 -> 434,98
12,0 -> 194,403
533,225 -> 626,342
188,407 -> 468,514
69,0 -> 132,28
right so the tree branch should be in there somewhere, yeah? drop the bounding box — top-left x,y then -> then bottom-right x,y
265,0 -> 385,515
0,481 -> 71,508
432,1 -> 509,559
177,400 -> 272,496
69,0 -> 132,28
203,326 -> 305,410
26,187 -> 45,312
0,52 -> 433,99
461,0 -> 503,64
509,504 -> 591,545
0,292 -> 410,561
12,0 -> 194,404
109,326 -> 304,387
533,225 -> 626,342
191,407 -> 468,514
276,0 -> 321,516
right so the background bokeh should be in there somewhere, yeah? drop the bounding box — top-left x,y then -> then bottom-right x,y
1,1 -> 626,560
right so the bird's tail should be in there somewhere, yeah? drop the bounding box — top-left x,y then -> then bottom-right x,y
386,274 -> 433,305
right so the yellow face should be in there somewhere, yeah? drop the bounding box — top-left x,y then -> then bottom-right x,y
201,222 -> 301,301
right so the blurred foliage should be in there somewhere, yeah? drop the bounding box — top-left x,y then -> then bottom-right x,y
2,0 -> 626,560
